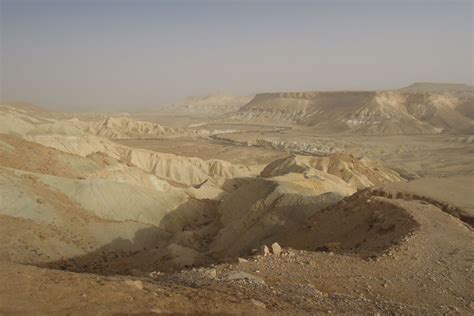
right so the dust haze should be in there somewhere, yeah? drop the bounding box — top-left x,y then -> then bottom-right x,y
1,0 -> 472,110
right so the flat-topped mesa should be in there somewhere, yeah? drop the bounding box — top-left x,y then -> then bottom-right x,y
235,90 -> 474,134
239,91 -> 375,115
399,82 -> 474,95
248,90 -> 374,100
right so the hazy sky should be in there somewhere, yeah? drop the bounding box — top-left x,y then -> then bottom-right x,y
0,0 -> 472,110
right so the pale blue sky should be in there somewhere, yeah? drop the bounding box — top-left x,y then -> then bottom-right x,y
1,0 -> 472,110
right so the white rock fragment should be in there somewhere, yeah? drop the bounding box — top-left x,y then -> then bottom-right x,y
260,245 -> 270,256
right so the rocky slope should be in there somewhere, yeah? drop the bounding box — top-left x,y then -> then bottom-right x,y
3,175 -> 471,314
0,105 -> 252,188
261,154 -> 402,189
78,117 -> 183,139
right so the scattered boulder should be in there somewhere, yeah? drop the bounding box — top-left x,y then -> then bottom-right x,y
260,245 -> 270,256
257,243 -> 283,256
238,257 -> 248,263
148,271 -> 162,278
271,242 -> 282,256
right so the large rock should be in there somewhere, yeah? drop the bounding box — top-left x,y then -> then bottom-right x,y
271,242 -> 282,256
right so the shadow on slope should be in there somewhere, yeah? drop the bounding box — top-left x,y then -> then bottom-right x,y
41,197 -> 220,275
40,179 -> 423,276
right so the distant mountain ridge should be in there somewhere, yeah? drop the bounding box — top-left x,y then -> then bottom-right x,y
163,94 -> 254,114
398,82 -> 473,95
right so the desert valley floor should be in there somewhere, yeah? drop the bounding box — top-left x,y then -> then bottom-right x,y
0,83 -> 473,314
